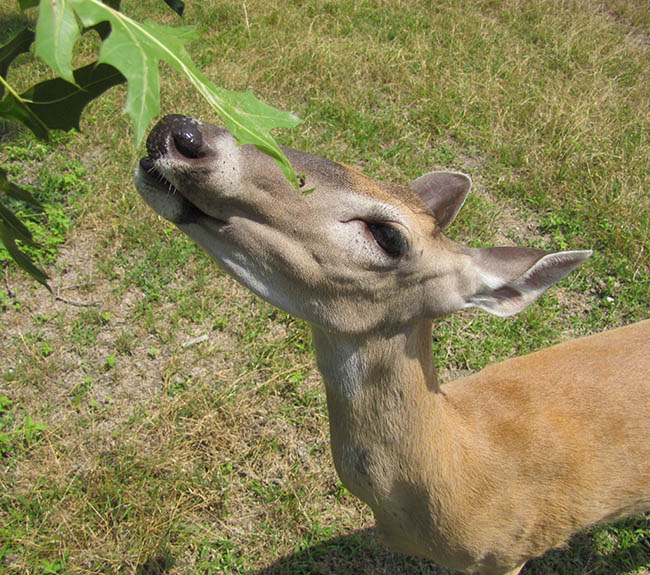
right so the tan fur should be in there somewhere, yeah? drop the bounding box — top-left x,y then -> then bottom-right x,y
314,320 -> 649,574
135,116 -> 650,575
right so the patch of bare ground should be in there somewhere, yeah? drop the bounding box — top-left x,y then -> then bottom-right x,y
4,231 -> 218,434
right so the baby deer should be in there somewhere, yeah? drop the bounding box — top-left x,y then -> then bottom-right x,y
135,115 -> 649,575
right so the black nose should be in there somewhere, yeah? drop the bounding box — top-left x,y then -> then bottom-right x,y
146,114 -> 205,160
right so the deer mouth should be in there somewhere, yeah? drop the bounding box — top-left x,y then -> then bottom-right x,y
135,157 -> 197,224
136,156 -> 230,229
138,156 -> 175,191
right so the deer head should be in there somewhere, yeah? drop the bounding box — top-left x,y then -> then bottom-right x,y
136,115 -> 590,336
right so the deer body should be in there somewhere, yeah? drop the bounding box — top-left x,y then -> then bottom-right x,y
135,115 -> 650,574
314,321 -> 650,574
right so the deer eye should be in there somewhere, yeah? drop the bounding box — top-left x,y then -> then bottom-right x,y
366,221 -> 407,258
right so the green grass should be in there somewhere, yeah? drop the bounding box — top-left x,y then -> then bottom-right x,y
0,132 -> 87,271
1,0 -> 649,574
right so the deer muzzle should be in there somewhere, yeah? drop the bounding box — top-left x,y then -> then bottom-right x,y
136,115 -> 238,225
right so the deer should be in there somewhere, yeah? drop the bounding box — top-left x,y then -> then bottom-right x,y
135,114 -> 650,575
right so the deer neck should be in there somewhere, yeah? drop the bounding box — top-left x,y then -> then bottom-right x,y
311,319 -> 440,399
310,321 -> 479,563
310,321 -> 450,501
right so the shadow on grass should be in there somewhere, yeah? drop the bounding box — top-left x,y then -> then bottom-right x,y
256,517 -> 650,575
136,552 -> 175,575
525,515 -> 650,575
256,527 -> 450,575
129,517 -> 649,574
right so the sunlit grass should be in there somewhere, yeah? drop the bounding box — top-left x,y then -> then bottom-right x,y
1,0 -> 648,573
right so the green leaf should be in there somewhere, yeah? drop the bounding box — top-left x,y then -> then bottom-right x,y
0,167 -> 42,208
205,85 -> 303,184
0,82 -> 50,140
0,171 -> 49,289
0,222 -> 50,290
0,201 -> 36,246
37,0 -> 302,187
0,28 -> 35,98
34,0 -> 80,84
23,415 -> 47,443
22,62 -> 125,131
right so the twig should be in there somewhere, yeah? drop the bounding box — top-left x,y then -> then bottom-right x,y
55,286 -> 98,308
3,268 -> 14,299
54,295 -> 99,307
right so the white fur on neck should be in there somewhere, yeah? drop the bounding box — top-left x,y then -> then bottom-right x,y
311,329 -> 365,399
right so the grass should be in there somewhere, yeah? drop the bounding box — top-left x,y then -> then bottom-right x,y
1,0 -> 649,573
0,132 -> 87,270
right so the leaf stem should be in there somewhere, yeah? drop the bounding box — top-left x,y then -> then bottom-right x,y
0,76 -> 22,101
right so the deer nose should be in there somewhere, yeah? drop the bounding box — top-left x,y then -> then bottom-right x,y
146,114 -> 205,160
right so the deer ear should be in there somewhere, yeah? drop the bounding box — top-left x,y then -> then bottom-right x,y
466,247 -> 592,317
410,171 -> 471,229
